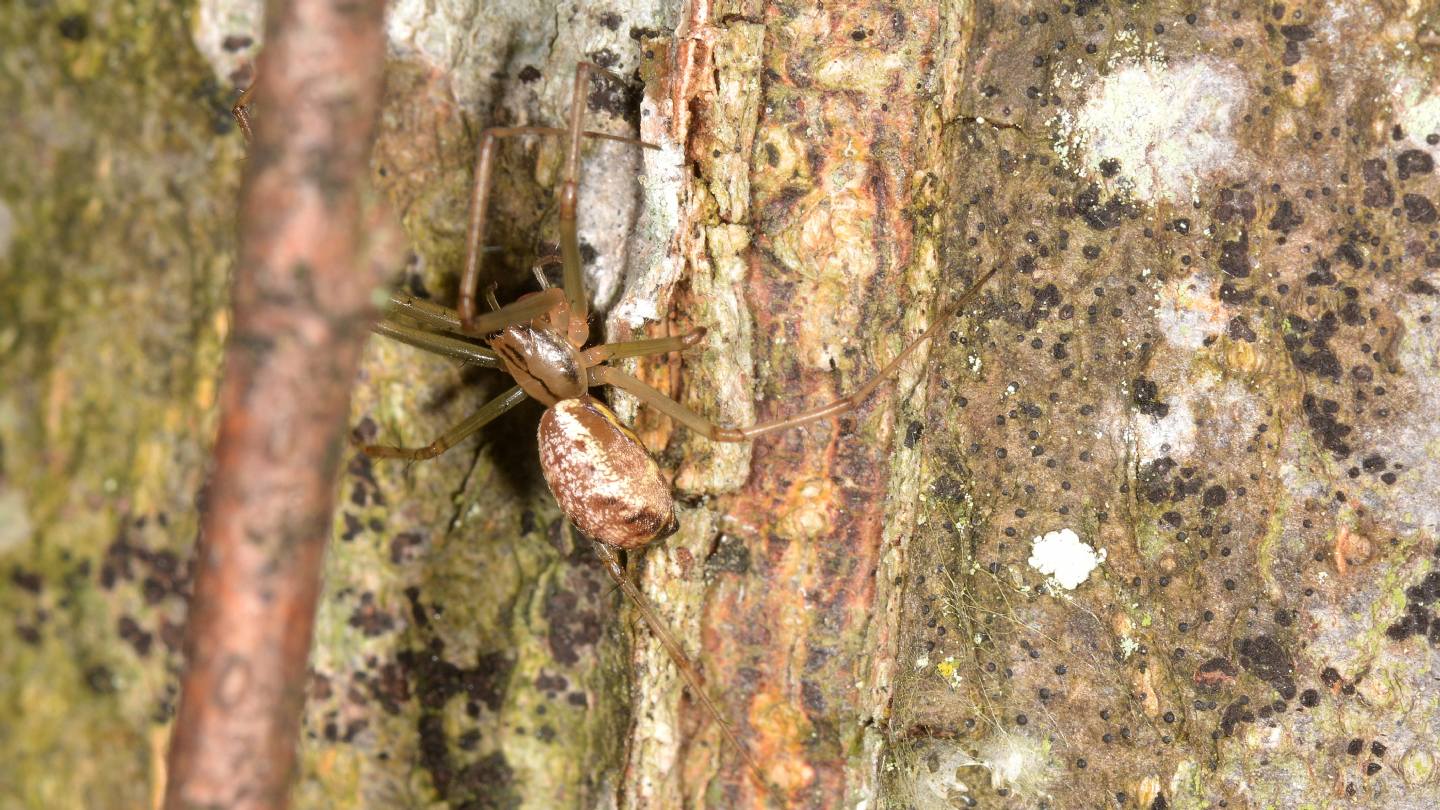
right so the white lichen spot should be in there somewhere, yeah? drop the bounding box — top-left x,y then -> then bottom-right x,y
1399,85 -> 1440,155
1027,529 -> 1105,590
385,0 -> 516,110
193,0 -> 264,84
1119,636 -> 1141,659
1155,274 -> 1228,350
1058,58 -> 1247,203
912,735 -> 1054,806
978,734 -> 1049,792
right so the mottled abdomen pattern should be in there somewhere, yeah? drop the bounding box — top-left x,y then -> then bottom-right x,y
538,396 -> 678,549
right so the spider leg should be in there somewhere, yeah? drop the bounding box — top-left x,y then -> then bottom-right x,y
458,286 -> 569,337
231,82 -> 257,143
458,121 -> 658,332
384,293 -> 475,336
579,327 -> 707,364
593,265 -> 999,442
371,321 -> 500,368
531,255 -> 563,290
557,62 -> 644,324
362,385 -> 527,460
590,365 -> 745,441
587,540 -> 769,787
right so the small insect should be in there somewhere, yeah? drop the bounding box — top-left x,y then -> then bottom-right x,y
236,61 -> 997,785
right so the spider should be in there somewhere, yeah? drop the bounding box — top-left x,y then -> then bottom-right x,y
361,60 -> 996,546
241,61 -> 997,785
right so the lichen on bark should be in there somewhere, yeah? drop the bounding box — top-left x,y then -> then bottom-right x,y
0,1 -> 235,805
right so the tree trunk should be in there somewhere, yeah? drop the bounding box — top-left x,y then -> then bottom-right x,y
5,0 -> 1440,809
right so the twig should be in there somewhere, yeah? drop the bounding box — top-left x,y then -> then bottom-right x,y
163,1 -> 390,807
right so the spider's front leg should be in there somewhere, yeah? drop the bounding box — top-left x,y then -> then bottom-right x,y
457,63 -> 658,338
231,82 -> 256,142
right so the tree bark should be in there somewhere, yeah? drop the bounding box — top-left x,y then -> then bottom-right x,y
5,0 -> 1440,809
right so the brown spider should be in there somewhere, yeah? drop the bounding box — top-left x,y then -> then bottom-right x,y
239,60 -> 997,785
358,62 -> 996,544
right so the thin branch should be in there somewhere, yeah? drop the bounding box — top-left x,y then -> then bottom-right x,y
163,0 -> 391,807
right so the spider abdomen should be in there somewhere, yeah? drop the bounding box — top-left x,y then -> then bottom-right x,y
537,396 -> 678,549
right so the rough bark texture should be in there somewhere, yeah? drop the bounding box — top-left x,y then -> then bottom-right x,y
0,3 -> 239,807
6,0 -> 1440,809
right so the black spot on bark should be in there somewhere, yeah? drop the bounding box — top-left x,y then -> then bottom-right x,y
1219,231 -> 1250,278
348,593 -> 397,637
1403,193 -> 1438,224
1396,149 -> 1434,180
1025,282 -> 1062,327
1305,258 -> 1336,287
706,535 -> 752,576
389,531 -> 424,564
1268,199 -> 1303,232
1284,312 -> 1343,381
1131,377 -> 1170,418
1194,656 -> 1237,690
1227,316 -> 1256,342
1237,635 -> 1296,700
1220,698 -> 1255,736
930,472 -> 967,501
1409,277 -> 1439,295
58,14 -> 89,41
10,567 -> 42,593
1072,183 -> 1129,230
586,75 -> 641,119
84,664 -> 116,694
543,588 -> 603,666
1218,282 -> 1254,304
1215,188 -> 1256,223
1337,241 -> 1364,270
453,752 -> 516,808
1363,181 -> 1395,208
117,616 -> 154,657
586,48 -> 621,69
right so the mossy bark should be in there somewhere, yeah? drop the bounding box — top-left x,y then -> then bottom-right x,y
6,0 -> 1440,809
0,2 -> 234,806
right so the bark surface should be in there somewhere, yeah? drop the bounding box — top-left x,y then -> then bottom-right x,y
4,0 -> 1440,809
